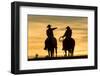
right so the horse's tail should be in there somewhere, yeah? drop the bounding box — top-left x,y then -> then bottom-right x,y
71,38 -> 75,56
71,38 -> 75,48
53,37 -> 57,56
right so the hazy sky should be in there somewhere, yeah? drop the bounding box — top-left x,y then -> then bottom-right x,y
28,15 -> 88,59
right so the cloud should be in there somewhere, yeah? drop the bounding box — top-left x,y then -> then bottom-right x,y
28,15 -> 88,24
72,27 -> 87,31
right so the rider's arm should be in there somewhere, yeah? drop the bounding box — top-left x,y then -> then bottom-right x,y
62,31 -> 67,38
51,27 -> 57,30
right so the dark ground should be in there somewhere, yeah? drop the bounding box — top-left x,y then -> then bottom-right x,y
28,55 -> 88,61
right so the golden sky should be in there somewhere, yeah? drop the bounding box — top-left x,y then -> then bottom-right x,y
28,15 -> 88,59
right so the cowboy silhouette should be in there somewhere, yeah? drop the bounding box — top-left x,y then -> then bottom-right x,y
59,26 -> 75,56
44,24 -> 57,50
46,24 -> 57,38
44,24 -> 57,57
62,26 -> 72,50
62,26 -> 72,39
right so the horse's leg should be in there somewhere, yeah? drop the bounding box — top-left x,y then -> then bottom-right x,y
68,50 -> 71,56
68,50 -> 70,56
48,50 -> 52,57
71,38 -> 75,56
53,49 -> 54,57
51,50 -> 52,57
48,50 -> 50,57
50,50 -> 52,57
51,51 -> 53,57
50,49 -> 53,57
64,50 -> 67,57
71,48 -> 74,56
55,48 -> 57,57
51,49 -> 54,57
54,38 -> 57,57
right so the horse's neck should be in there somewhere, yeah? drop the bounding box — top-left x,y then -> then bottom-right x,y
48,36 -> 54,39
66,37 -> 72,39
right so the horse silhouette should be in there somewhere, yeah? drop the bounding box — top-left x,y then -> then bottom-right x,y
44,24 -> 57,57
59,37 -> 75,56
44,37 -> 57,57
